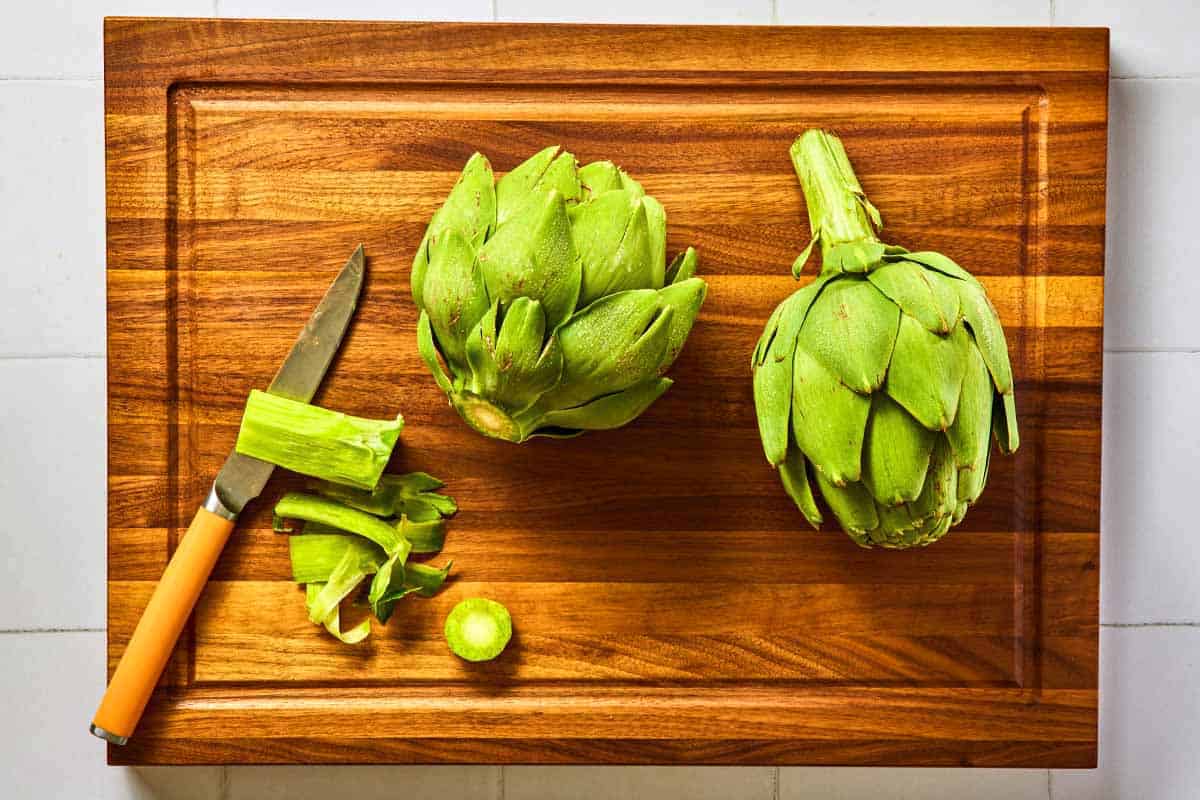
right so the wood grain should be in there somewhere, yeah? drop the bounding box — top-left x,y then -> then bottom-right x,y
104,18 -> 1107,766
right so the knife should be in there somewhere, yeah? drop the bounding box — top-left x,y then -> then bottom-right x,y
90,245 -> 366,745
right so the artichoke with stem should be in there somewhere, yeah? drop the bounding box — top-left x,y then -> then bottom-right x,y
412,146 -> 706,442
753,129 -> 1019,548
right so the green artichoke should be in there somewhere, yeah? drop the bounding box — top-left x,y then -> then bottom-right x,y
753,130 -> 1019,549
412,146 -> 706,442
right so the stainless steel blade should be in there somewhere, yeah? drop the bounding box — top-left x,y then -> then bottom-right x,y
211,245 -> 366,515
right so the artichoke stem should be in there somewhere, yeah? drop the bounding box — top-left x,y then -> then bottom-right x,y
789,129 -> 883,272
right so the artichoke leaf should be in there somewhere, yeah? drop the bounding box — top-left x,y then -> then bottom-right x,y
779,447 -> 823,528
861,393 -> 937,506
790,345 -> 871,485
423,229 -> 491,375
957,280 -> 1015,395
369,541 -> 416,624
570,190 -> 656,306
905,434 -> 958,524
469,297 -> 563,414
394,515 -> 447,554
814,472 -> 879,540
417,311 -> 455,394
655,277 -> 708,374
795,277 -> 900,394
578,160 -> 625,196
902,250 -> 980,285
412,152 -> 496,308
530,377 -> 672,432
867,258 -> 961,334
464,301 -> 502,398
403,561 -> 454,598
752,277 -> 831,465
994,390 -> 1020,454
884,317 -> 970,432
544,289 -> 671,410
791,230 -> 819,278
478,189 -> 582,331
495,146 -> 580,225
946,344 -> 993,491
666,246 -> 699,285
641,195 -> 668,289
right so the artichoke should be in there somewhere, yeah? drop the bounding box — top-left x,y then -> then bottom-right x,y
412,146 -> 707,442
753,130 -> 1019,549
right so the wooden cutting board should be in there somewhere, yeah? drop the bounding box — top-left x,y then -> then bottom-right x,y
104,18 -> 1107,766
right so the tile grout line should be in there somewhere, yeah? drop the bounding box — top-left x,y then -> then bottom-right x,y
497,765 -> 505,800
0,627 -> 104,634
0,353 -> 104,360
771,0 -> 779,25
772,766 -> 780,800
1048,0 -> 1055,25
219,765 -> 231,800
1103,621 -> 1200,628
1047,768 -> 1054,799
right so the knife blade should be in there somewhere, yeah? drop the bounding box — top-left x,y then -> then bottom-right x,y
90,245 -> 366,746
211,244 -> 365,516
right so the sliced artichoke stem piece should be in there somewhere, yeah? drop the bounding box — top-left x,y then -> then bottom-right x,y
235,389 -> 403,493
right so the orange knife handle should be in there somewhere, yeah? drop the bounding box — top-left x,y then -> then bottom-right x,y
90,502 -> 236,744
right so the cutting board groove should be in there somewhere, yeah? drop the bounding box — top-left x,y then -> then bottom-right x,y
105,18 -> 1106,765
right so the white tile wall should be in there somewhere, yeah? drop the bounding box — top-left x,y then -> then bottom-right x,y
780,767 -> 1049,799
1052,628 -> 1200,799
0,632 -> 223,798
494,0 -> 772,24
505,766 -> 777,800
0,1 -> 212,79
0,82 -> 106,357
1057,0 -> 1200,77
228,765 -> 501,799
2,0 -> 1196,797
1101,353 -> 1200,624
217,0 -> 492,21
0,359 -> 106,630
777,0 -> 1050,25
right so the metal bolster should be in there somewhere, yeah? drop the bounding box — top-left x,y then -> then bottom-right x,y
203,484 -> 238,521
89,723 -> 129,746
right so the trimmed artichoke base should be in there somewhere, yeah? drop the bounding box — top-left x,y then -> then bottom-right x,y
451,392 -> 526,443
